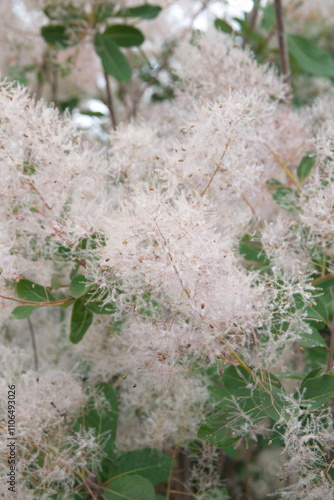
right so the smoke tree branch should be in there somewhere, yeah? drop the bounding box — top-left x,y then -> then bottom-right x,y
274,0 -> 291,94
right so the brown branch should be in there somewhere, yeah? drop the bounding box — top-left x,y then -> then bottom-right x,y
167,446 -> 179,499
51,63 -> 58,106
249,2 -> 259,31
180,447 -> 193,497
104,72 -> 117,130
242,2 -> 259,47
274,0 -> 291,93
27,317 -> 39,371
312,273 -> 334,285
0,294 -> 75,307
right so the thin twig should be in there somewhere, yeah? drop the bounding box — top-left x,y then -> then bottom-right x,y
244,448 -> 253,500
312,273 -> 334,286
51,62 -> 58,106
167,446 -> 179,500
242,194 -> 256,217
274,0 -> 291,93
321,253 -> 327,277
27,317 -> 39,371
180,448 -> 193,496
104,71 -> 117,130
200,138 -> 231,197
216,450 -> 225,478
242,1 -> 259,47
36,52 -> 48,100
154,219 -> 191,299
0,294 -> 75,307
265,144 -> 301,190
249,2 -> 259,31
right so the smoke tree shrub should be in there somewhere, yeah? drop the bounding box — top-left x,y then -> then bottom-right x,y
0,1 -> 334,499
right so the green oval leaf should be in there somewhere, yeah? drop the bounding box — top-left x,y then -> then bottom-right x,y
94,33 -> 131,82
288,34 -> 334,78
299,326 -> 327,349
104,25 -> 145,47
306,295 -> 330,328
74,382 -> 118,454
297,153 -> 316,182
83,289 -> 117,315
41,25 -> 71,48
12,306 -> 36,319
214,18 -> 233,34
114,4 -> 162,19
110,448 -> 172,485
266,179 -> 299,213
16,279 -> 56,302
238,235 -> 270,265
197,408 -> 242,448
85,300 -> 117,315
104,474 -> 155,500
70,298 -> 93,343
69,274 -> 93,298
299,373 -> 334,409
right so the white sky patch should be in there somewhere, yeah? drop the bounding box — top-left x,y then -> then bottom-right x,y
83,99 -> 108,114
193,0 -> 254,30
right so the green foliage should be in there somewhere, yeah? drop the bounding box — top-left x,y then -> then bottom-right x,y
266,179 -> 299,213
298,326 -> 327,349
74,382 -> 118,454
107,448 -> 172,485
287,34 -> 334,78
212,3 -> 334,90
297,153 -> 316,183
104,475 -> 155,500
40,1 -> 161,90
104,25 -> 145,47
69,274 -> 93,298
16,279 -> 56,302
11,279 -> 57,319
139,292 -> 162,318
11,305 -> 35,319
260,3 -> 275,32
70,385 -> 171,498
113,4 -> 162,20
238,235 -> 270,267
22,161 -> 37,176
70,298 -> 94,344
43,4 -> 84,21
93,2 -> 116,23
7,65 -> 30,85
94,33 -> 132,82
299,372 -> 334,409
41,25 -> 73,48
198,366 -> 286,448
83,289 -> 117,314
214,19 -> 233,34
306,294 -> 331,329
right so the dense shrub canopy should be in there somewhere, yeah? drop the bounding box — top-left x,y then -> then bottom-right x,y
0,1 -> 334,499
